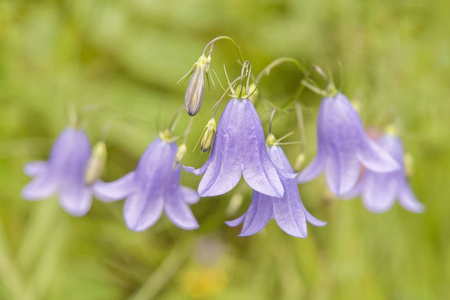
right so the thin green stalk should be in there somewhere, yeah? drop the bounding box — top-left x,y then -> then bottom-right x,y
128,238 -> 196,300
0,220 -> 28,300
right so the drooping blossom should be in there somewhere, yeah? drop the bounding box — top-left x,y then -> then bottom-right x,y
185,98 -> 293,198
342,134 -> 425,213
297,93 -> 400,196
226,141 -> 326,237
93,136 -> 199,231
22,127 -> 93,216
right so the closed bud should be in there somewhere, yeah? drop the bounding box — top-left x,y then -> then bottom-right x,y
174,144 -> 187,167
265,133 -> 277,146
85,141 -> 107,185
248,83 -> 259,104
200,118 -> 216,152
185,54 -> 210,116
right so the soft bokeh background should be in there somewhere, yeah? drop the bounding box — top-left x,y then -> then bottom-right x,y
1,0 -> 448,299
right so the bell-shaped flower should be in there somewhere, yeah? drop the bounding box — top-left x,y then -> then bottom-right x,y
343,134 -> 425,213
22,127 -> 93,216
226,140 -> 326,237
184,98 -> 292,198
297,93 -> 400,196
93,136 -> 200,232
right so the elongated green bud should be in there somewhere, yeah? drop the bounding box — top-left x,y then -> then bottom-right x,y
200,118 -> 216,152
85,141 -> 107,185
185,55 -> 210,116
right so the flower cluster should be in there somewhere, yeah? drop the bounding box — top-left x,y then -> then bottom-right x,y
21,36 -> 424,238
22,127 -> 93,216
93,134 -> 200,231
342,132 -> 425,213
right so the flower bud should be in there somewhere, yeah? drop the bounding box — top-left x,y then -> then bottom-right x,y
200,118 -> 216,152
185,55 -> 210,116
174,144 -> 187,167
265,133 -> 277,146
85,141 -> 107,185
248,83 -> 259,104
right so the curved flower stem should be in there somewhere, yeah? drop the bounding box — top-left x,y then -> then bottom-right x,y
255,57 -> 307,84
212,74 -> 248,118
300,65 -> 339,97
203,36 -> 245,63
182,117 -> 194,145
294,101 -> 306,155
168,106 -> 185,133
268,109 -> 276,134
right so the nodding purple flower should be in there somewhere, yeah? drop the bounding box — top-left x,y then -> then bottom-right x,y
22,127 -> 93,216
343,134 -> 425,213
184,98 -> 292,198
93,136 -> 199,232
297,93 -> 400,196
226,141 -> 326,237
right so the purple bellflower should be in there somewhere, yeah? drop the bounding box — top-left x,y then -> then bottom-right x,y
343,133 -> 425,213
226,138 -> 326,237
22,127 -> 93,216
93,135 -> 199,232
297,93 -> 400,196
185,98 -> 293,198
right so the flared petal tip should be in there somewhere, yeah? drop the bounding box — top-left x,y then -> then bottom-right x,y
225,215 -> 245,227
60,202 -> 91,217
408,203 -> 425,214
183,165 -> 205,175
358,140 -> 401,173
364,205 -> 393,214
23,161 -> 47,177
332,185 -> 356,197
238,230 -> 260,237
197,184 -> 236,198
21,188 -> 43,201
277,169 -> 298,180
175,221 -> 199,231
65,208 -> 90,217
310,219 -> 327,227
278,227 -> 307,238
125,220 -> 152,232
180,186 -> 200,204
263,188 -> 284,198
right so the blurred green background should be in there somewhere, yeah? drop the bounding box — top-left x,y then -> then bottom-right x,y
0,0 -> 449,299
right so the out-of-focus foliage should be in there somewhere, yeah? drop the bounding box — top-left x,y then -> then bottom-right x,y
0,0 -> 449,299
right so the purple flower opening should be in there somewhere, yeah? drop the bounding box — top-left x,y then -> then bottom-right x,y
343,134 -> 425,213
184,98 -> 288,198
297,93 -> 400,196
226,145 -> 326,238
93,138 -> 199,232
22,127 -> 93,217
